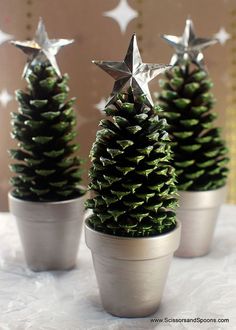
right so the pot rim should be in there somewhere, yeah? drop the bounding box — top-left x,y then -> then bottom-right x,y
178,184 -> 227,194
177,185 -> 227,210
84,218 -> 181,260
85,217 -> 180,241
8,188 -> 87,222
8,186 -> 87,206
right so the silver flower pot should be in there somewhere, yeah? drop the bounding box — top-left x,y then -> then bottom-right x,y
175,186 -> 227,258
85,220 -> 181,318
8,192 -> 86,271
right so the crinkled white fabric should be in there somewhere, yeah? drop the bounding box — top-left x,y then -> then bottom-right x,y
0,206 -> 235,330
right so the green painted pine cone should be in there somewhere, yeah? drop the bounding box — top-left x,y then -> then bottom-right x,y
10,63 -> 84,201
158,65 -> 229,191
86,90 -> 177,237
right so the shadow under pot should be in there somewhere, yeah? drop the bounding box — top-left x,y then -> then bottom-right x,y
85,219 -> 181,318
8,191 -> 86,271
175,186 -> 227,258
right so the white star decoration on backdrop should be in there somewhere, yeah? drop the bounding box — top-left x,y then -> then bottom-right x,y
0,29 -> 13,45
95,98 -> 107,114
103,0 -> 138,34
214,27 -> 231,45
0,89 -> 13,107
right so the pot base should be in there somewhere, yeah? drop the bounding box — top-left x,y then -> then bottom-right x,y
85,221 -> 181,318
174,208 -> 219,258
9,193 -> 86,271
94,254 -> 172,318
175,187 -> 226,258
29,263 -> 76,272
16,219 -> 81,271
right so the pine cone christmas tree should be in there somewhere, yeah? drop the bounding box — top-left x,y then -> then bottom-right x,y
86,35 -> 177,237
158,20 -> 229,191
9,19 -> 84,202
10,63 -> 84,201
87,91 -> 177,237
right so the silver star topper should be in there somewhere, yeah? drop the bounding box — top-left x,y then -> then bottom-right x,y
11,17 -> 74,78
93,34 -> 171,107
161,19 -> 218,68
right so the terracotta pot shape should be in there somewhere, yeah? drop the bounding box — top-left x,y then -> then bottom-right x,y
9,192 -> 86,271
85,220 -> 181,318
175,186 -> 227,258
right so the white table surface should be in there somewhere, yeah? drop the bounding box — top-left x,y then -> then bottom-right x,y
0,205 -> 235,330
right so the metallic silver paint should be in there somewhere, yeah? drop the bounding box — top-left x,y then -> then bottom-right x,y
85,220 -> 181,317
175,186 -> 227,258
93,34 -> 171,107
11,17 -> 73,77
161,19 -> 217,68
9,192 -> 86,271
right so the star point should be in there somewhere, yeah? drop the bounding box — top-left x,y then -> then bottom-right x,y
93,34 -> 171,107
162,19 -> 218,68
0,29 -> 13,45
11,18 -> 73,78
95,97 -> 107,115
